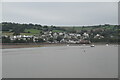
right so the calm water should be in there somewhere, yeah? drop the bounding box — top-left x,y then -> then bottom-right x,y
2,45 -> 118,78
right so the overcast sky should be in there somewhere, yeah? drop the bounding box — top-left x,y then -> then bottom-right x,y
2,2 -> 118,26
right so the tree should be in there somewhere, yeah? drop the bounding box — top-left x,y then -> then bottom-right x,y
56,36 -> 63,42
2,36 -> 11,43
37,38 -> 45,43
13,39 -> 26,43
28,31 -> 30,33
13,31 -> 20,35
48,37 -> 54,42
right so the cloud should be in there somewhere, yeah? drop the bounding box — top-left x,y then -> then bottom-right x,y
2,2 -> 118,26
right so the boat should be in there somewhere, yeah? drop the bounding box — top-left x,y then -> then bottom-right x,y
83,44 -> 86,46
67,44 -> 69,46
90,44 -> 95,47
106,44 -> 109,46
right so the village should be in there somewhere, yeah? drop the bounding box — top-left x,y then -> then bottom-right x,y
2,31 -> 104,44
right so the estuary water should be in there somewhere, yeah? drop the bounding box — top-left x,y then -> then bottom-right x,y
2,45 -> 118,78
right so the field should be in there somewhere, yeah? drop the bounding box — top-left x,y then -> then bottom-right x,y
3,29 -> 41,35
52,30 -> 65,32
2,32 -> 14,36
2,22 -> 118,36
24,29 -> 41,34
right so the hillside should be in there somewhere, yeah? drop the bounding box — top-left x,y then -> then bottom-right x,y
1,22 -> 120,43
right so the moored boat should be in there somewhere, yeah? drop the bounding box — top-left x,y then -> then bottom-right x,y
91,44 -> 95,47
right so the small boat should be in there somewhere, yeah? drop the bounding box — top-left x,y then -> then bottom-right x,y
83,44 -> 86,46
106,44 -> 109,46
67,44 -> 69,46
90,44 -> 95,47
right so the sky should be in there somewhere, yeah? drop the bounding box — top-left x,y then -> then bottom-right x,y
1,0 -> 120,2
2,2 -> 118,26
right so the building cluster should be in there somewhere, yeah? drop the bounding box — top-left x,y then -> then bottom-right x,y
2,31 -> 104,44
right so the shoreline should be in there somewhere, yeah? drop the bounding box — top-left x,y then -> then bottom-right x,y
1,43 -> 119,49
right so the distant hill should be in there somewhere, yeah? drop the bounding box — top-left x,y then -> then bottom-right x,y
1,22 -> 120,44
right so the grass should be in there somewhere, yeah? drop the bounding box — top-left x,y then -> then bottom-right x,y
24,29 -> 40,34
20,33 -> 36,35
2,32 -> 14,36
2,25 -> 116,36
63,27 -> 93,31
74,27 -> 92,30
52,30 -> 65,32
2,32 -> 38,36
2,29 -> 41,36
